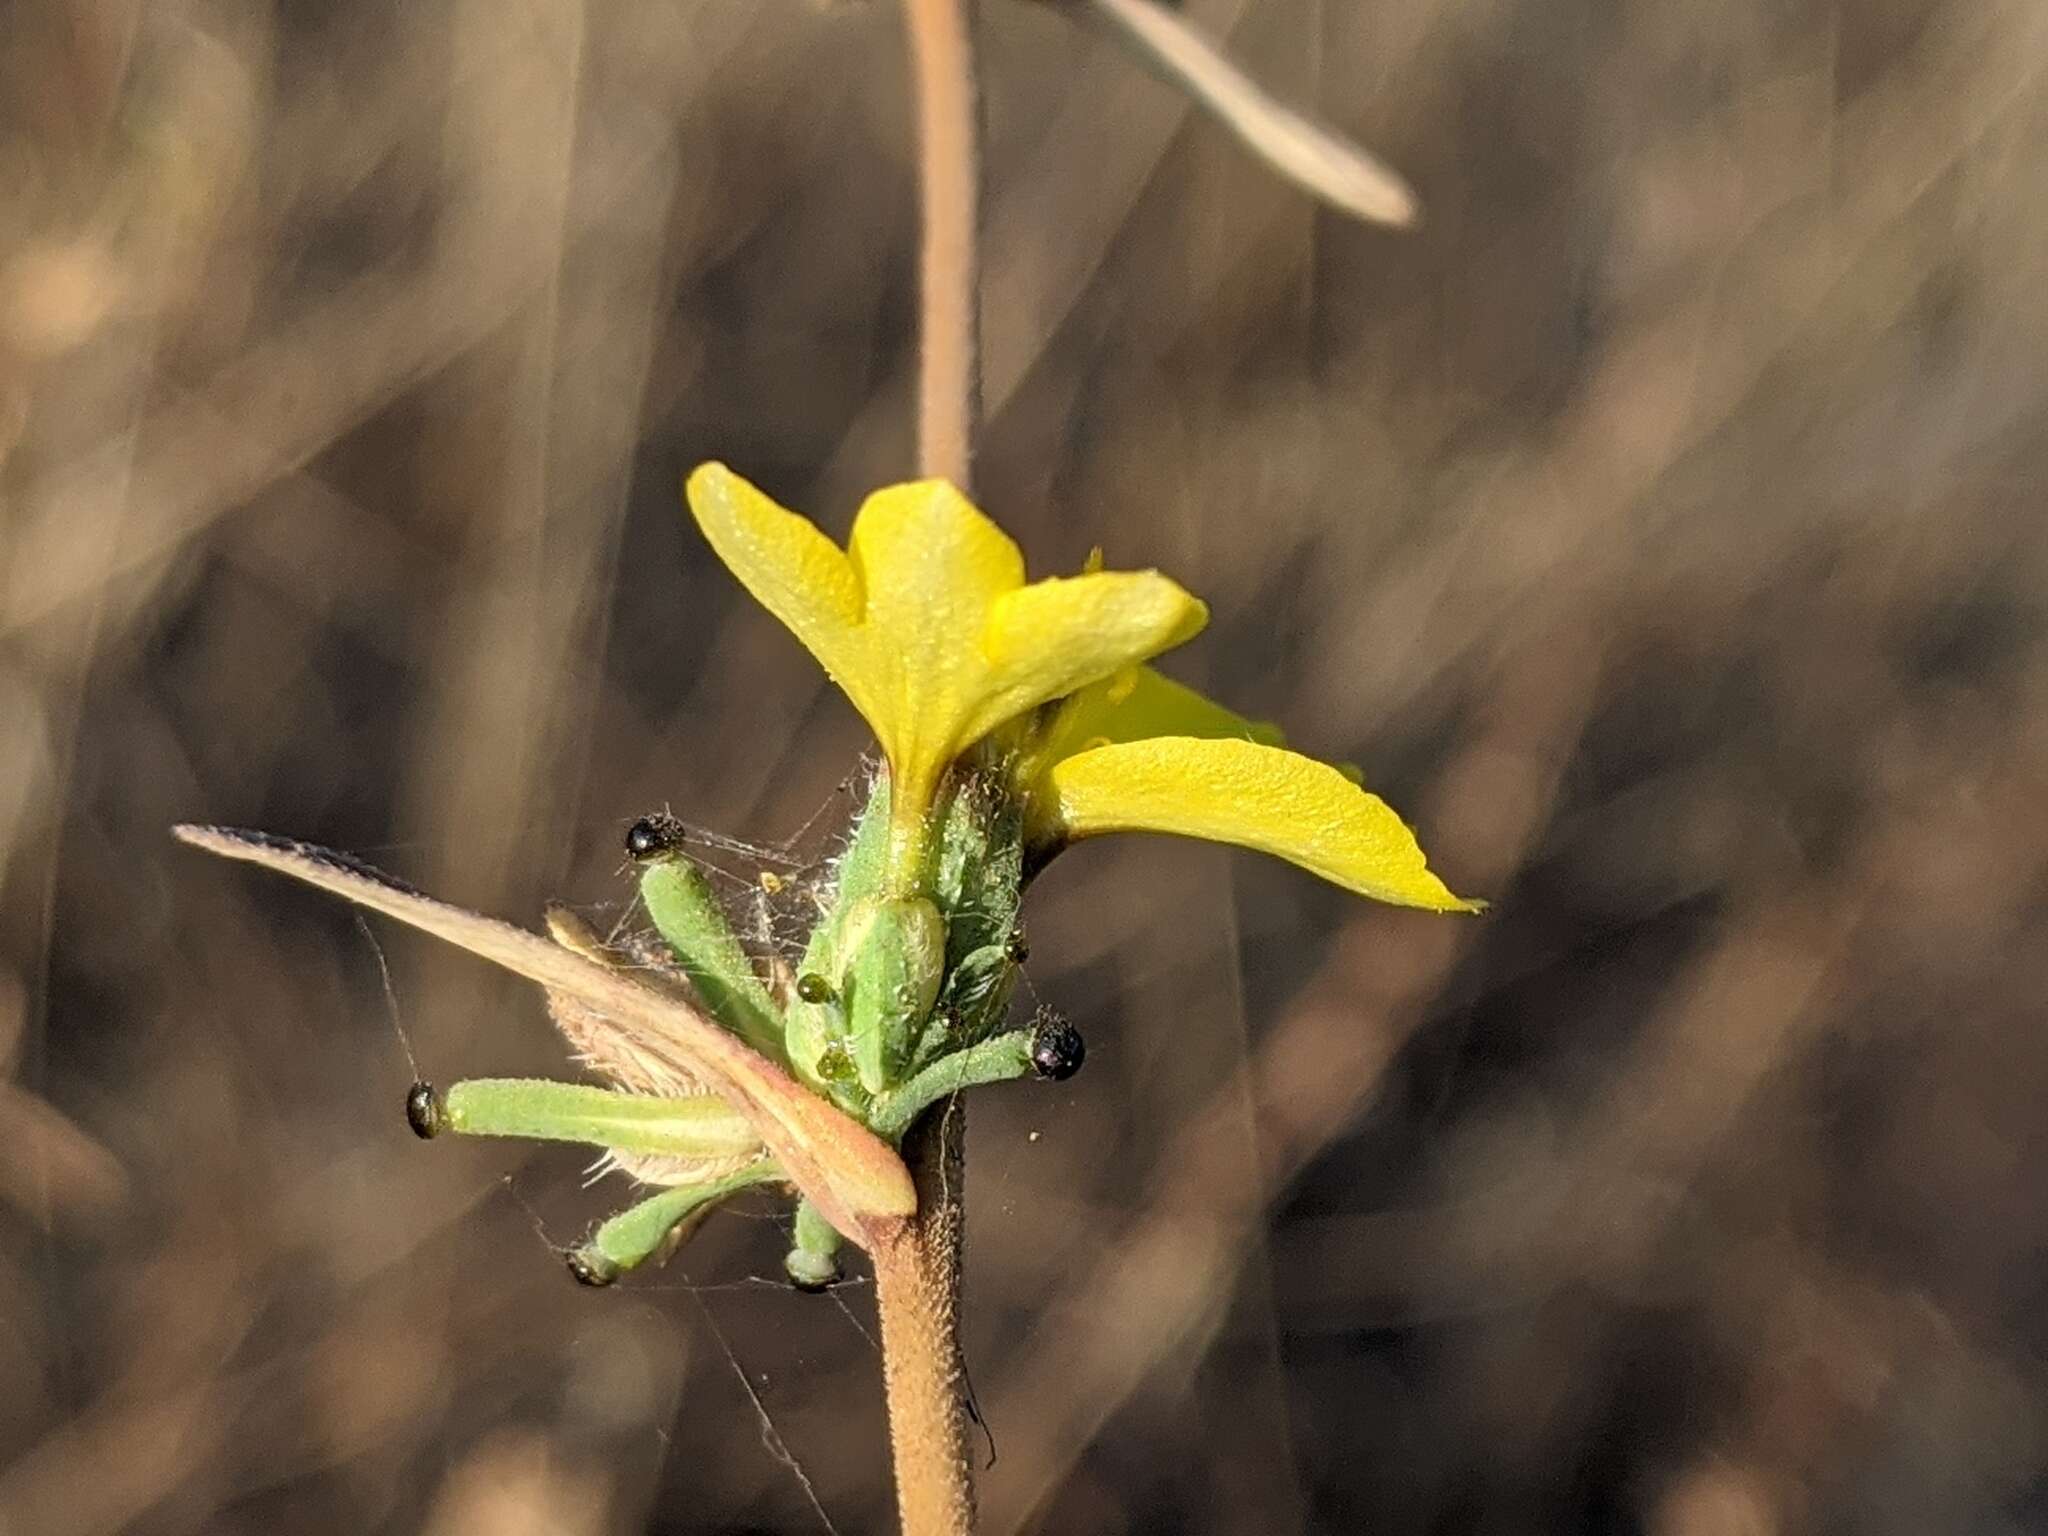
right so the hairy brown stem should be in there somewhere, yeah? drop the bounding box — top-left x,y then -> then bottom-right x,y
873,1105 -> 975,1535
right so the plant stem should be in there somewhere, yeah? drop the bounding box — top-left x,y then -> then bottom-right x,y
880,1 -> 983,1531
872,1106 -> 975,1535
903,0 -> 982,491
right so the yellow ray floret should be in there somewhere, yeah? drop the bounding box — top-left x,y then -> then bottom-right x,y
687,464 -> 1208,860
1045,736 -> 1483,912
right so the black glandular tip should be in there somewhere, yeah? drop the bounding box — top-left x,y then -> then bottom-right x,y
404,1081 -> 443,1138
624,813 -> 687,862
1028,1009 -> 1085,1082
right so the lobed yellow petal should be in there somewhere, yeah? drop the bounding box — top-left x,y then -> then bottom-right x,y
1047,737 -> 1482,912
685,462 -> 870,695
972,573 -> 1209,748
847,479 -> 1026,631
843,479 -> 1027,800
1038,664 -> 1281,765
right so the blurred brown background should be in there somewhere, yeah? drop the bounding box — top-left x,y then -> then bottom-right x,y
5,0 -> 2047,1532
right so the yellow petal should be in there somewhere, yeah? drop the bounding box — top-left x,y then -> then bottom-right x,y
685,462 -> 869,693
844,479 -> 1026,800
1046,737 -> 1482,912
972,573 -> 1208,747
1040,665 -> 1281,765
848,478 -> 1026,634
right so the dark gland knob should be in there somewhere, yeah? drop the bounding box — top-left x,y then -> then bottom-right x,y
404,1081 -> 444,1139
1028,1009 -> 1086,1081
624,814 -> 686,862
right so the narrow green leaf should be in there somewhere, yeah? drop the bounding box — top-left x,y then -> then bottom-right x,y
438,1077 -> 764,1162
570,1165 -> 781,1286
869,1029 -> 1034,1141
638,855 -> 787,1060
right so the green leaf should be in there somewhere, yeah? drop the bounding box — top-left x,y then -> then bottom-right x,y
638,854 -> 786,1060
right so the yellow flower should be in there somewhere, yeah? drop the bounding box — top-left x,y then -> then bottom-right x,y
686,464 -> 1478,912
1011,666 -> 1480,912
686,463 -> 1207,880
